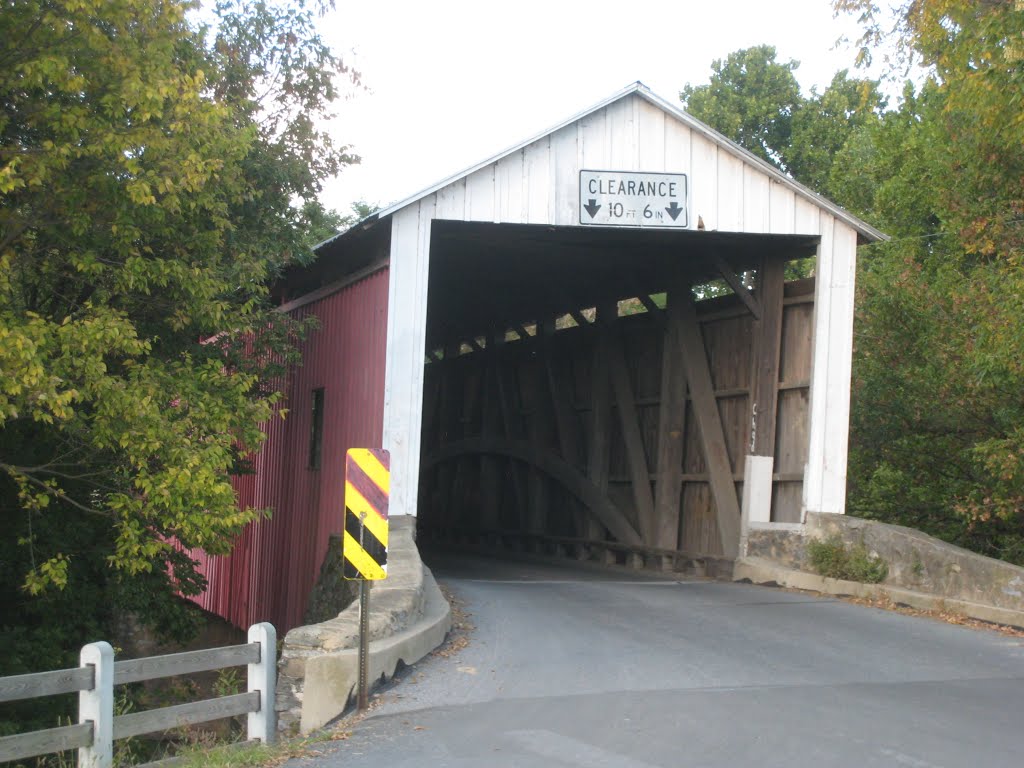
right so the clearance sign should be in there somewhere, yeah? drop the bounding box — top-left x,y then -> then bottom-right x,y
343,448 -> 390,580
579,170 -> 688,228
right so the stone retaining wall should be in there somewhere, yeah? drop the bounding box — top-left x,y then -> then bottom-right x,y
276,516 -> 427,733
745,513 -> 1024,615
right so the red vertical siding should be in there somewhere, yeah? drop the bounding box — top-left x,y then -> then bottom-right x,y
190,267 -> 390,632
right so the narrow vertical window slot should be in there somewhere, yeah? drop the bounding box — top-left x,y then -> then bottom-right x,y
309,387 -> 325,470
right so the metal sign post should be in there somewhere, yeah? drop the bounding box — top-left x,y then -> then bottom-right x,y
342,448 -> 390,713
357,553 -> 370,711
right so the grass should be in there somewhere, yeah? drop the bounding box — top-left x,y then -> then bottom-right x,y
173,726 -> 354,768
807,535 -> 889,583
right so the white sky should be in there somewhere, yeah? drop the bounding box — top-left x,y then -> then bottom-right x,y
317,0 -> 878,215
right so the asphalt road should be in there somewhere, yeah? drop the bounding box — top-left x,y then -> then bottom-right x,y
294,550 -> 1024,768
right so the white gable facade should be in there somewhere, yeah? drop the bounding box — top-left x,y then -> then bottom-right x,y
379,83 -> 884,526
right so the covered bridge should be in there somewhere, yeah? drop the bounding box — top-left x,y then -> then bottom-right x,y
192,82 -> 885,632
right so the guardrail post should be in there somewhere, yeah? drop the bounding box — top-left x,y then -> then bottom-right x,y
247,623 -> 276,745
79,641 -> 113,768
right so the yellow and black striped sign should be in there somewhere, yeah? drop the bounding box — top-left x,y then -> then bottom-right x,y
343,448 -> 390,580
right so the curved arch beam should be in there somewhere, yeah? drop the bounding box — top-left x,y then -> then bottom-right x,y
422,437 -> 642,546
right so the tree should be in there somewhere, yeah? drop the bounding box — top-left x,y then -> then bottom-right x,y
298,198 -> 380,248
836,0 -> 1024,259
829,80 -> 944,233
835,0 -> 1024,563
0,0 -> 359,695
788,70 -> 886,201
681,46 -> 885,204
681,45 -> 801,168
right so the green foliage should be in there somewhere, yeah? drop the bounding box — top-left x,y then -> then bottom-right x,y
213,668 -> 244,698
298,199 -> 380,249
681,45 -> 886,203
787,70 -> 887,200
173,728 -> 344,768
807,536 -> 889,583
681,45 -> 801,167
0,0 -> 358,716
833,0 -> 1024,564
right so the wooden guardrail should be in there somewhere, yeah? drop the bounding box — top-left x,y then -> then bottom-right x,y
0,622 -> 276,768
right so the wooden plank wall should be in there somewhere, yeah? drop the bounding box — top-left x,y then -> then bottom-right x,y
418,276 -> 815,560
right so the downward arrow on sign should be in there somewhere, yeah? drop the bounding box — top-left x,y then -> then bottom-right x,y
584,199 -> 602,219
665,201 -> 683,221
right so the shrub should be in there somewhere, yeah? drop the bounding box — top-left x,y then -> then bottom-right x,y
807,535 -> 889,583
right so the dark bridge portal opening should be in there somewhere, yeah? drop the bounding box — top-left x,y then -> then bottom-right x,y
417,220 -> 818,571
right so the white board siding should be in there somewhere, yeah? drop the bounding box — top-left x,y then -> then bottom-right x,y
717,152 -> 744,232
803,217 -> 858,516
663,110 -> 692,175
769,181 -> 797,235
690,131 -> 719,231
821,221 -> 859,512
495,151 -> 525,224
794,195 -> 821,235
607,95 -> 638,170
551,125 -> 579,226
443,95 -> 733,228
637,99 -> 667,171
523,136 -> 551,224
375,84 -> 884,241
742,166 -> 771,234
435,177 -> 466,220
427,94 -> 823,236
465,164 -> 495,222
383,200 -> 434,518
579,106 -> 610,172
804,212 -> 834,513
379,90 -> 870,520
